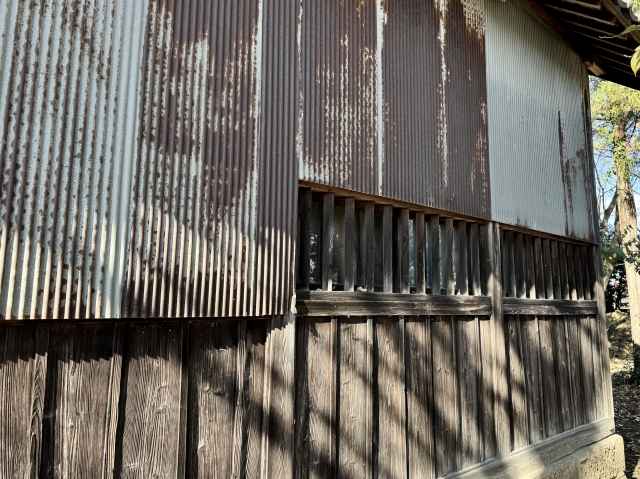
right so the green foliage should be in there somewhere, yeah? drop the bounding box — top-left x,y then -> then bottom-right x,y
591,80 -> 640,181
591,80 -> 640,273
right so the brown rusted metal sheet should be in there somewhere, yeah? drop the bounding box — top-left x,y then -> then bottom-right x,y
0,0 -> 298,319
125,0 -> 299,318
298,0 -> 491,219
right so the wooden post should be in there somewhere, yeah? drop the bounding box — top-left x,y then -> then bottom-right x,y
322,193 -> 335,291
344,199 -> 356,292
416,213 -> 426,295
488,222 -> 511,456
382,206 -> 394,293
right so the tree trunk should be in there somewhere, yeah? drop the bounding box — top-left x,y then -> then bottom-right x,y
613,122 -> 640,380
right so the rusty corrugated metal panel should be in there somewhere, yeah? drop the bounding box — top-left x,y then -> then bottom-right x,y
0,0 -> 298,319
299,0 -> 379,194
299,0 -> 490,219
124,0 -> 298,318
486,0 -> 595,241
0,0 -> 150,319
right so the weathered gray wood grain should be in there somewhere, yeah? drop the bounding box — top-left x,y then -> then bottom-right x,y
538,318 -> 559,438
296,291 -> 491,317
433,318 -> 458,476
119,323 -> 183,479
260,314 -> 296,478
405,317 -> 434,478
43,324 -> 121,479
458,318 -> 480,467
522,318 -> 544,444
0,325 -> 48,479
415,213 -> 426,295
322,193 -> 335,291
375,318 -> 406,479
339,319 -> 371,478
296,318 -> 336,479
508,317 -> 528,450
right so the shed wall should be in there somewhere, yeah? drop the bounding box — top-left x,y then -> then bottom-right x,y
486,0 -> 595,241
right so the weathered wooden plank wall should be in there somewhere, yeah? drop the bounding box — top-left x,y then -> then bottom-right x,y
1,310 -> 610,478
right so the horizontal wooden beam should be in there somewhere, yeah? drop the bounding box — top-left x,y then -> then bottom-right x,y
296,291 -> 492,317
297,292 -> 598,318
503,298 -> 598,316
450,418 -> 615,479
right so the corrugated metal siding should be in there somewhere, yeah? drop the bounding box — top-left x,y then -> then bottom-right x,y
0,0 -> 298,319
299,0 -> 490,219
124,0 -> 298,318
0,0 -> 149,320
486,0 -> 595,241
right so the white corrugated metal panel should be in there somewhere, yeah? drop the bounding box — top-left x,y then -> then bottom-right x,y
486,0 -> 595,241
0,0 -> 149,319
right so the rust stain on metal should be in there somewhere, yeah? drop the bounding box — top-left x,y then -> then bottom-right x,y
125,0 -> 299,319
558,110 -> 576,236
298,0 -> 490,219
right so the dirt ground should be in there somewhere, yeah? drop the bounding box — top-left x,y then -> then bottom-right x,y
608,310 -> 640,479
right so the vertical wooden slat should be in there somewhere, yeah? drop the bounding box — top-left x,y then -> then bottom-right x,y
592,245 -> 614,420
261,314 -> 296,478
574,246 -> 584,300
581,247 -> 592,300
522,318 -> 544,444
375,318 -> 406,479
243,321 -> 267,479
415,213 -> 426,295
487,223 -> 510,456
559,242 -> 570,300
552,319 -> 573,433
458,318 -> 480,467
514,233 -> 526,298
396,209 -> 410,294
507,232 -> 517,298
360,204 -> 375,292
429,216 -> 441,295
119,323 -> 183,478
382,206 -> 394,293
538,318 -> 559,438
339,319 -> 371,478
578,316 -> 596,424
501,231 -> 514,298
406,318 -> 434,478
298,189 -> 312,290
0,325 -> 49,479
526,236 -> 537,299
533,237 -> 545,299
344,199 -> 356,292
566,317 -> 585,426
543,239 -> 554,299
42,324 -> 122,479
508,318 -> 528,450
322,193 -> 335,291
551,241 -> 562,300
296,319 -> 337,479
433,318 -> 458,476
479,317 -> 496,461
187,321 -> 238,478
468,223 -> 481,296
567,245 -> 578,300
455,221 -> 468,296
442,219 -> 455,295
